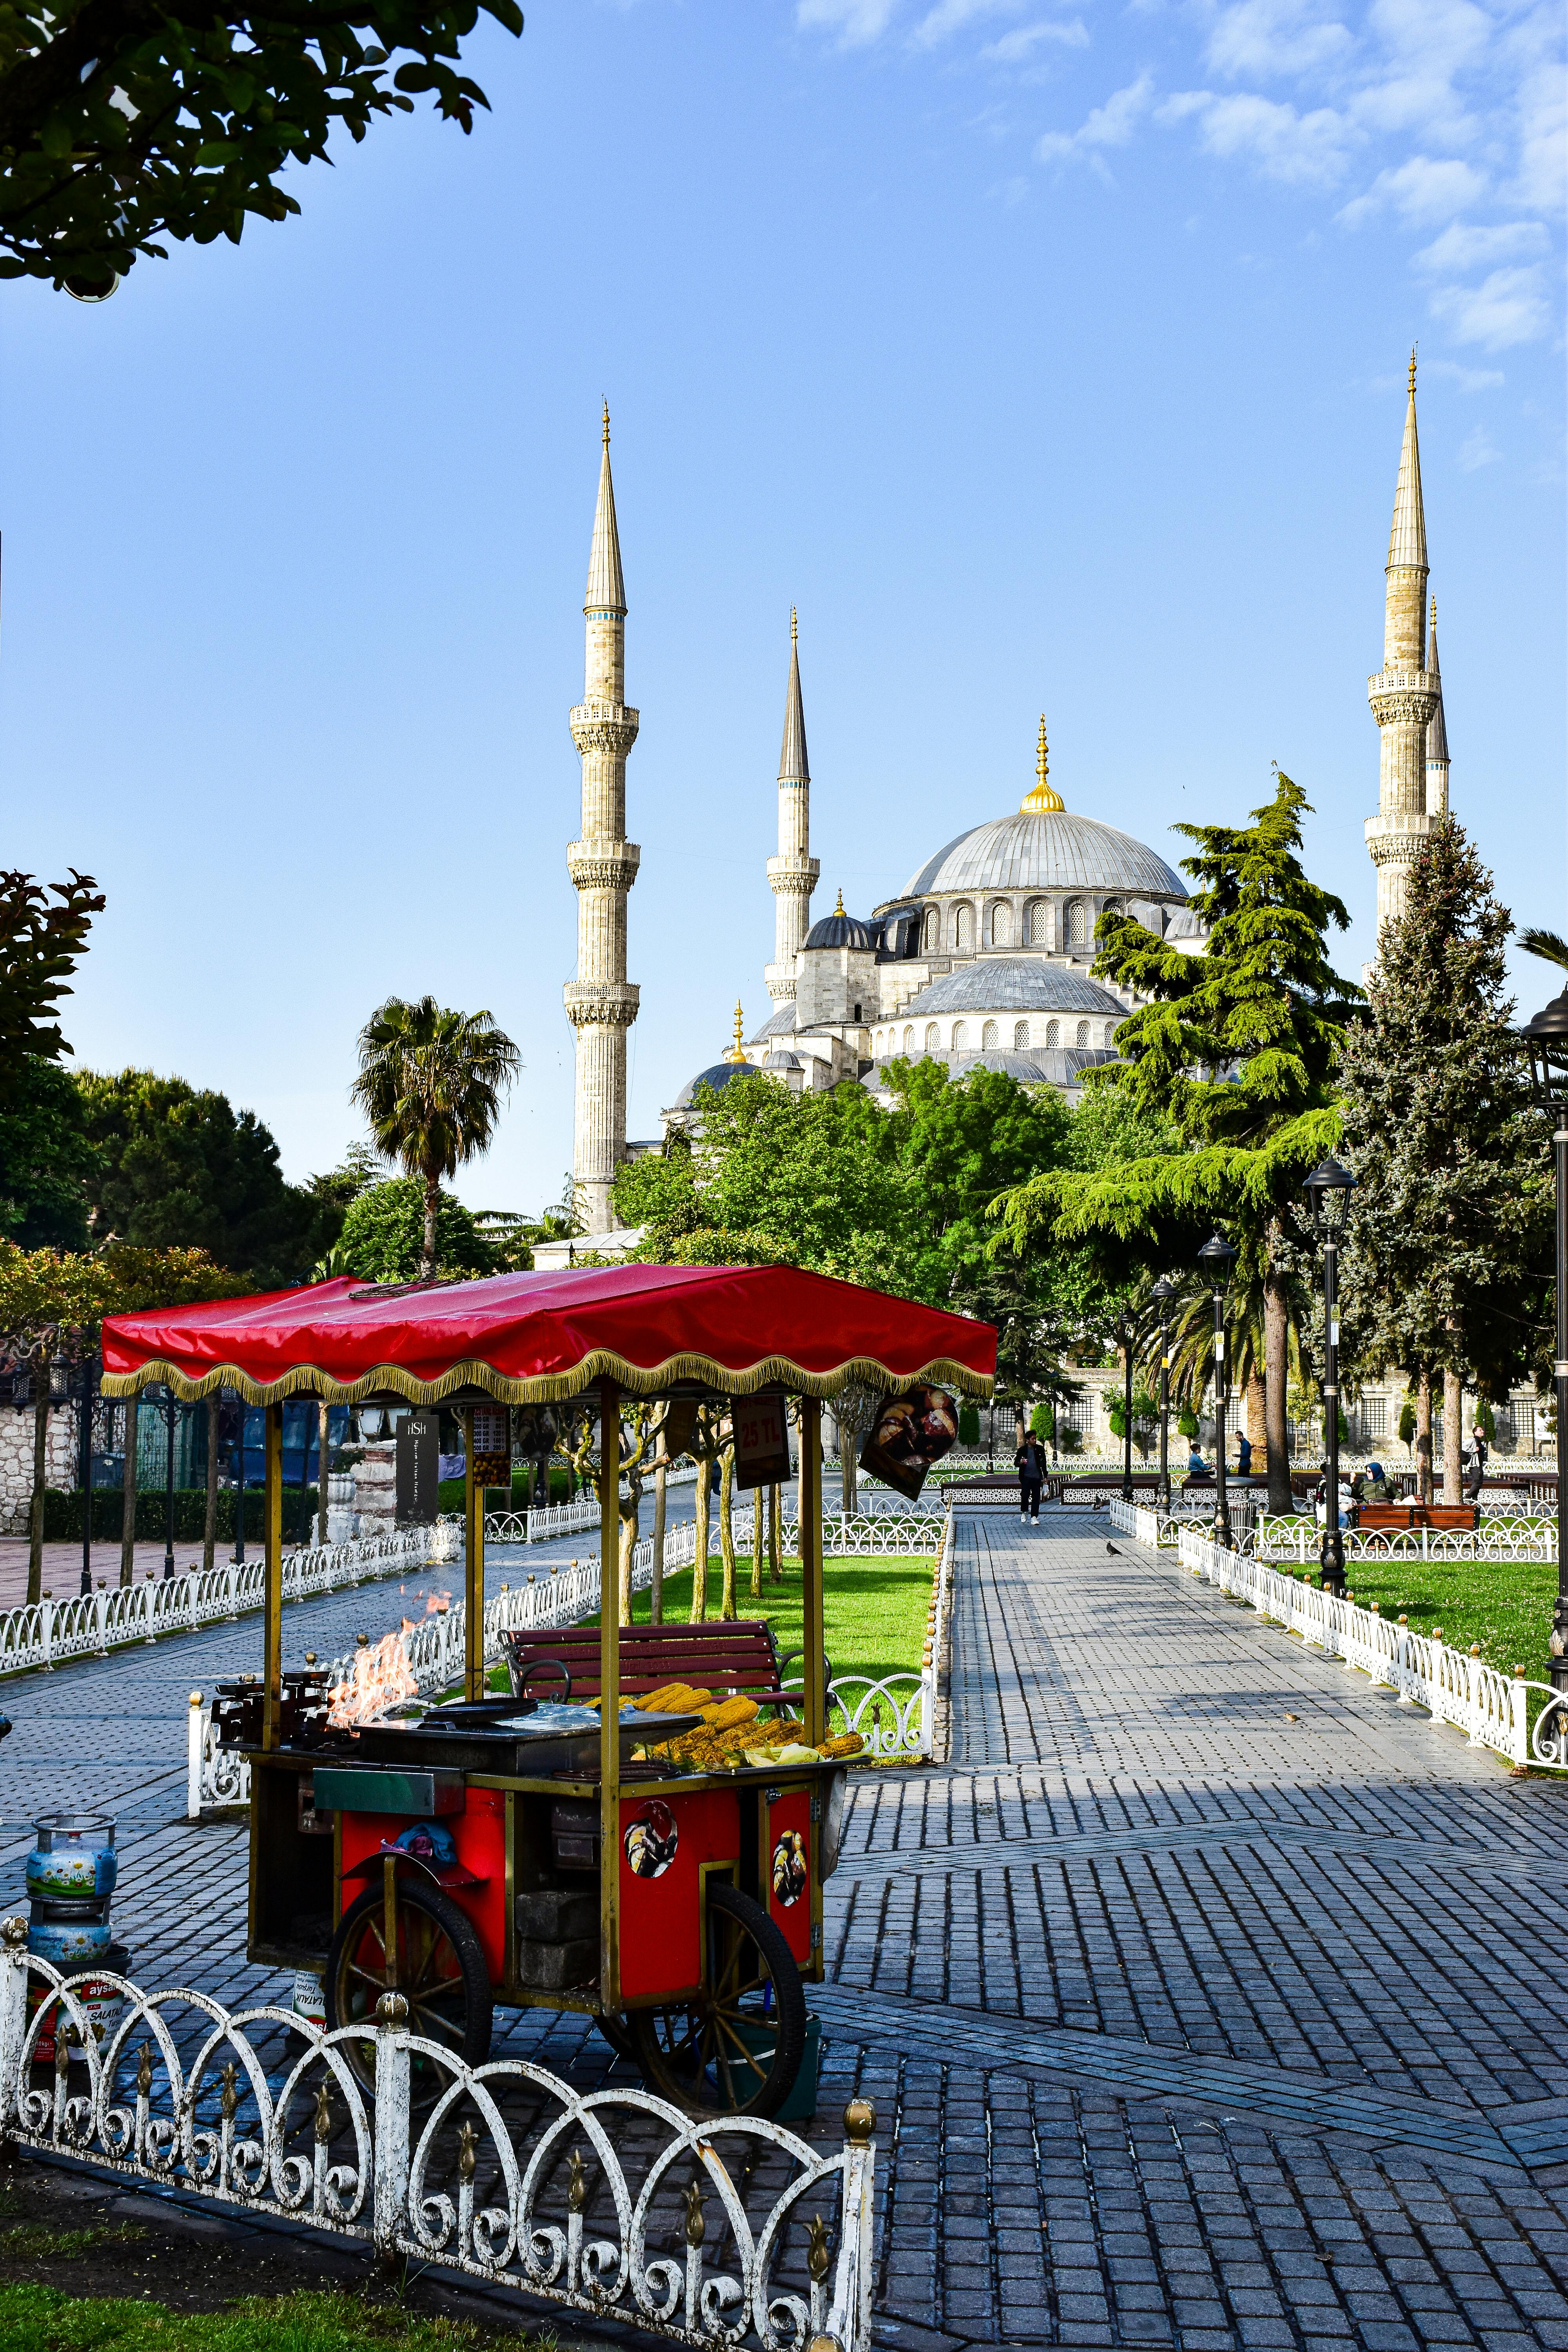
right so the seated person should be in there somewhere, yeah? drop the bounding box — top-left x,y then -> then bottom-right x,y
1363,1460 -> 1392,1503
1186,1445 -> 1209,1477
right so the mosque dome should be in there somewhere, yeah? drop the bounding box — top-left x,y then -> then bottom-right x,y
896,960 -> 1127,1021
670,1061 -> 756,1110
762,1047 -> 802,1070
901,811 -> 1185,903
804,901 -> 875,952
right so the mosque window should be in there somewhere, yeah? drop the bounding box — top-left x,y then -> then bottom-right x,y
924,1023 -> 939,1051
1103,898 -> 1122,918
952,1020 -> 969,1050
1074,1020 -> 1090,1049
1064,899 -> 1087,947
923,909 -> 938,952
990,902 -> 1011,947
953,902 -> 974,951
1027,900 -> 1048,945
904,1025 -> 914,1051
1014,1021 -> 1029,1049
1046,1020 -> 1060,1047
1105,1022 -> 1118,1047
982,1020 -> 999,1049
853,1002 -> 862,1022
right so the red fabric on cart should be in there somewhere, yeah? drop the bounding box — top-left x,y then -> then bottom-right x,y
99,1261 -> 996,1403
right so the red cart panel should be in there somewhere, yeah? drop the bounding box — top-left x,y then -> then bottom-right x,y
339,1788 -> 508,1982
764,1786 -> 814,1964
619,1786 -> 739,2000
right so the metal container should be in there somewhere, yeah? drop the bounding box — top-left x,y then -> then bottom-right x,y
27,1913 -> 114,1973
26,1815 -> 117,1906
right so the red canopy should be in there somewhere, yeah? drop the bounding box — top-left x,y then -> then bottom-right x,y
99,1262 -> 996,1405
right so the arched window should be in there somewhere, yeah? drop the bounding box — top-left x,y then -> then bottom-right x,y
903,1025 -> 914,1051
924,1023 -> 939,1051
1045,1019 -> 1060,1047
1105,1022 -> 1118,1047
1103,898 -> 1122,919
982,1019 -> 999,1049
1027,900 -> 1049,945
990,901 -> 1011,947
951,1020 -> 969,1051
1064,899 -> 1087,947
1075,1020 -> 1090,1048
922,908 -> 938,952
953,902 -> 974,952
1014,1020 -> 1030,1049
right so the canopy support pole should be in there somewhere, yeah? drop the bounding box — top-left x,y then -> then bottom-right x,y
598,1377 -> 621,2009
262,1402 -> 283,1750
463,1408 -> 485,1702
800,1396 -> 826,1748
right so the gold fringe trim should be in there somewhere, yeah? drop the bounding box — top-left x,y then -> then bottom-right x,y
100,1349 -> 995,1407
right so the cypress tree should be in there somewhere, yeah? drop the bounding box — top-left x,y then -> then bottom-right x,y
1336,816 -> 1547,1501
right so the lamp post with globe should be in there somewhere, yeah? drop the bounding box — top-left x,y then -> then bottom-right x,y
1303,1155 -> 1357,1596
1515,984 -> 1568,1690
1198,1235 -> 1236,1548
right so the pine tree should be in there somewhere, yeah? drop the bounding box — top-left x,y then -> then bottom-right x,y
1336,817 -> 1548,1501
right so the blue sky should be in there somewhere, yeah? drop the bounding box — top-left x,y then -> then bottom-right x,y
2,0 -> 1563,1217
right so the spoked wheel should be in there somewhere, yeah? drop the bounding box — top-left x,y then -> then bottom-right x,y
325,1878 -> 492,2096
593,2013 -> 639,2064
629,1881 -> 806,2117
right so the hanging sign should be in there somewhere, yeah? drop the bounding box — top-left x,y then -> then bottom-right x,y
469,1405 -> 511,1491
859,1385 -> 960,1501
732,1389 -> 791,1490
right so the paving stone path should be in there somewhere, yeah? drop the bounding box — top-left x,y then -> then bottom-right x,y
9,1506 -> 1568,2349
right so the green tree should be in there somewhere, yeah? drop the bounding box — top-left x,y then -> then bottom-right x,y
0,0 -> 524,294
1336,817 -> 1548,1503
0,1057 -> 93,1247
995,772 -> 1358,1510
79,1068 -> 330,1288
350,995 -> 520,1279
336,1176 -> 498,1282
0,868 -> 103,1086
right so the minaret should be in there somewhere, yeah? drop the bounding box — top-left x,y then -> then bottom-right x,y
764,609 -> 820,1002
1425,595 -> 1450,818
1365,353 -> 1438,936
564,406 -> 640,1234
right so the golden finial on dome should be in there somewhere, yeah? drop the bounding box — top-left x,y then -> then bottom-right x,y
1431,592 -> 1437,630
834,887 -> 845,915
726,1000 -> 748,1064
602,400 -> 611,448
1408,347 -> 1416,397
791,606 -> 798,644
1020,714 -> 1065,814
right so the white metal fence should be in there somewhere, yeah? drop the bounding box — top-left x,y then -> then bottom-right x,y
487,1461 -> 703,1545
0,1927 -> 875,2352
0,1526 -> 437,1681
1252,1513 -> 1556,1565
1106,1503 -> 1568,1774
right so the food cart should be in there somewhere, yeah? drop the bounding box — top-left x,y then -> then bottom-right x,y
101,1264 -> 994,2117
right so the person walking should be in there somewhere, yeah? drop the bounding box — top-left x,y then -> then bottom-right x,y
1015,1429 -> 1045,1524
1466,1419 -> 1489,1501
1236,1432 -> 1253,1477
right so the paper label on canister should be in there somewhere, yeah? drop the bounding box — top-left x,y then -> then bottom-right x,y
293,1969 -> 326,2024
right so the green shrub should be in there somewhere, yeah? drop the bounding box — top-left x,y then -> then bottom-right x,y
1177,1406 -> 1199,1440
42,1487 -> 320,1544
1029,1402 -> 1054,1441
958,1403 -> 980,1446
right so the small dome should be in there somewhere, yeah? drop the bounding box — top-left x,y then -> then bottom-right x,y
804,907 -> 875,952
762,1048 -> 802,1070
896,959 -> 1127,1020
670,1061 -> 757,1111
862,1044 -> 1117,1094
900,810 -> 1185,901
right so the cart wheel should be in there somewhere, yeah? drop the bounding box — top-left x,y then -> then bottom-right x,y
593,2013 -> 639,2064
326,1878 -> 492,2095
629,1882 -> 806,2118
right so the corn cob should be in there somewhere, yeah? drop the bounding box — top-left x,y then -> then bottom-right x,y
699,1695 -> 760,1730
817,1732 -> 864,1759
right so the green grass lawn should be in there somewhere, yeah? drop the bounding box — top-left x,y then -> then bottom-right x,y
1281,1552 -> 1555,1679
0,2287 -> 533,2352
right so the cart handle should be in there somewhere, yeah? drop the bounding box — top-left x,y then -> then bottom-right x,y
778,1649 -> 833,1699
513,1655 -> 573,1705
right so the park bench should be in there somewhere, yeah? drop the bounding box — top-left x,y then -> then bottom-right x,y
501,1617 -> 817,1712
1356,1502 -> 1479,1534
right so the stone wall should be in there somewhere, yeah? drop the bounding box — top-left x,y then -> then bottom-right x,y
0,1404 -> 79,1536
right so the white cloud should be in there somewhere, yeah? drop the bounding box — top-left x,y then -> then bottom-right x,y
1510,37 -> 1567,211
796,0 -> 902,43
1413,219 -> 1548,273
1160,89 -> 1356,184
1430,264 -> 1550,348
1457,423 -> 1501,468
1425,357 -> 1505,390
1206,0 -> 1354,82
1338,154 -> 1485,225
982,18 -> 1089,62
1036,71 -> 1156,164
911,0 -> 1020,46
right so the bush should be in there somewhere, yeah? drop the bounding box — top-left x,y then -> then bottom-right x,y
958,1404 -> 980,1446
1060,1428 -> 1083,1454
1029,1402 -> 1054,1442
42,1486 -> 320,1544
337,1178 -> 498,1283
1177,1406 -> 1199,1440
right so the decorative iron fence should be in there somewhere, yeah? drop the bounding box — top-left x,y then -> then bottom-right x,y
1252,1513 -> 1555,1565
0,1926 -> 875,2352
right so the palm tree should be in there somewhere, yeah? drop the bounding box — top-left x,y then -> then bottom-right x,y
1519,928 -> 1568,976
350,996 -> 521,1279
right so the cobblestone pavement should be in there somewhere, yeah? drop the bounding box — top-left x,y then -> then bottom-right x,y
11,1507 -> 1568,2348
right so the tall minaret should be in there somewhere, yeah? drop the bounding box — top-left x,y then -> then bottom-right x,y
1365,353 -> 1438,936
564,407 -> 640,1233
764,610 -> 820,1002
1425,594 -> 1450,818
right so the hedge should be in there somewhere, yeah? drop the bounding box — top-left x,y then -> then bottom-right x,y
42,1487 -> 321,1545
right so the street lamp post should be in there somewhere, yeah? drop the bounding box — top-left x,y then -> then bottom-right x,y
1516,986 -> 1568,1691
1303,1155 -> 1357,1596
1198,1235 -> 1237,1548
1151,1277 -> 1176,1514
76,1353 -> 98,1597
161,1386 -> 178,1579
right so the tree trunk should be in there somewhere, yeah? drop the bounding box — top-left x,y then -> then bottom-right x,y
1415,1369 -> 1433,1504
317,1401 -> 330,1544
27,1369 -> 49,1606
203,1395 -> 220,1575
421,1176 -> 439,1279
120,1394 -> 139,1588
768,1482 -> 781,1582
718,1449 -> 737,1620
618,1491 -> 638,1622
650,1452 -> 667,1624
690,1457 -> 711,1622
1443,1365 -> 1464,1504
751,1475 -> 764,1599
840,1428 -> 858,1517
1263,1254 -> 1292,1512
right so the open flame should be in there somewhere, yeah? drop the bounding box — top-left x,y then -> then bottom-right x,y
327,1629 -> 419,1727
